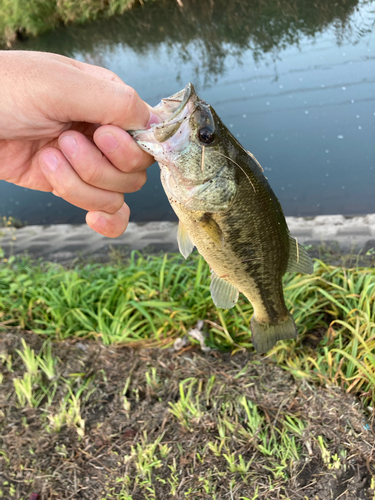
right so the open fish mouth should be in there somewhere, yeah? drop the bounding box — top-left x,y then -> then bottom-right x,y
129,83 -> 196,147
153,83 -> 194,124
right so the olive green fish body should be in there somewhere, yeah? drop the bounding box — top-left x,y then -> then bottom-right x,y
129,83 -> 313,352
170,150 -> 291,327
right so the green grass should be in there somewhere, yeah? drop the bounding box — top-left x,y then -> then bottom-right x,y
0,249 -> 374,408
0,0 -> 143,43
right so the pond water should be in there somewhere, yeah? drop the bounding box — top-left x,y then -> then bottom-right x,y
1,0 -> 374,225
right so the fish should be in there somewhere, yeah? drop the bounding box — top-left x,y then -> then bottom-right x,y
129,83 -> 313,353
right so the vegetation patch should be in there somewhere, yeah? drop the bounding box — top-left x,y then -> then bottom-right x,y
0,0 -> 359,51
1,330 -> 374,499
1,251 -> 375,408
0,251 -> 375,497
0,0 -> 141,45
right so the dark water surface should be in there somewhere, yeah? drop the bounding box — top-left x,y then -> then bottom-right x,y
1,0 -> 374,224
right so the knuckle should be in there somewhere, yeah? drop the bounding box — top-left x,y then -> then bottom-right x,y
53,178 -> 73,199
120,86 -> 138,121
102,195 -> 124,214
110,72 -> 124,85
83,164 -> 103,186
131,172 -> 147,192
125,152 -> 152,173
125,159 -> 139,173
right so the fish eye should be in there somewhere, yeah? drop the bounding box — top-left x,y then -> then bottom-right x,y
198,127 -> 215,144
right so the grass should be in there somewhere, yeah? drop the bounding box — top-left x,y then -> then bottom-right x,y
0,249 -> 374,497
0,249 -> 374,408
0,0 -> 142,44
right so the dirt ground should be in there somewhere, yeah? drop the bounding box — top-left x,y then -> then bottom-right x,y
1,330 -> 374,499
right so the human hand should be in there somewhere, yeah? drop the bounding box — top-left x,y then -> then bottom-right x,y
0,50 -> 158,237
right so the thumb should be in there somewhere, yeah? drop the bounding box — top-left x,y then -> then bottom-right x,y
49,58 -> 157,130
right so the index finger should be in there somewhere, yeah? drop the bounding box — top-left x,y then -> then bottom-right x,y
44,55 -> 158,129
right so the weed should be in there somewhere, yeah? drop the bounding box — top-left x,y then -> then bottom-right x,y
13,372 -> 39,408
16,339 -> 39,376
169,378 -> 204,431
47,384 -> 87,437
38,341 -> 57,380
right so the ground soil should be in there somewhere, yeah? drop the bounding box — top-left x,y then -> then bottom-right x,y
1,330 -> 374,499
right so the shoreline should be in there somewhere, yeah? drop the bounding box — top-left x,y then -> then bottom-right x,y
1,214 -> 375,264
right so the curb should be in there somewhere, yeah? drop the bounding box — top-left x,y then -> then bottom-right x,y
1,215 -> 375,263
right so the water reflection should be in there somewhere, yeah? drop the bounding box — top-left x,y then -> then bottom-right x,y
13,0 -> 364,84
1,0 -> 374,224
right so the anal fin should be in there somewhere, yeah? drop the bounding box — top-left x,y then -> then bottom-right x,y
210,271 -> 239,309
177,221 -> 194,259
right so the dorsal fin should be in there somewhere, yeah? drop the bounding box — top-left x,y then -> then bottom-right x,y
286,236 -> 314,274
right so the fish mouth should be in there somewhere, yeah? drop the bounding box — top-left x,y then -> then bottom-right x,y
155,82 -> 194,124
129,83 -> 196,146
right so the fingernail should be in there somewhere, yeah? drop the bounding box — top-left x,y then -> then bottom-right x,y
60,135 -> 78,157
42,152 -> 58,172
147,111 -> 162,127
96,132 -> 118,153
92,215 -> 107,230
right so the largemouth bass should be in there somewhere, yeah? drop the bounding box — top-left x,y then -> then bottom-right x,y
130,83 -> 313,353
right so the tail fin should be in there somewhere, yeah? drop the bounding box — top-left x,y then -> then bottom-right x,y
250,314 -> 297,353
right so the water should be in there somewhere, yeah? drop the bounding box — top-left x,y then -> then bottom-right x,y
1,0 -> 374,225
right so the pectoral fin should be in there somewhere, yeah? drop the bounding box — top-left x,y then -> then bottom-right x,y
286,236 -> 314,274
210,271 -> 239,309
177,221 -> 195,259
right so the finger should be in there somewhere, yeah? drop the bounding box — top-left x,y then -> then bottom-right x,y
39,148 -> 125,213
4,51 -> 160,131
86,203 -> 130,238
93,125 -> 154,173
69,58 -> 127,86
58,131 -> 147,192
45,58 -> 160,129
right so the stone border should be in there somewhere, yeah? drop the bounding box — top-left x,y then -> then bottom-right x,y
1,215 -> 375,263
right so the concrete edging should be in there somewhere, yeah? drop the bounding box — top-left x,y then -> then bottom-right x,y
1,214 -> 375,263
